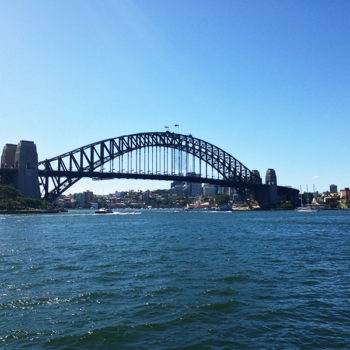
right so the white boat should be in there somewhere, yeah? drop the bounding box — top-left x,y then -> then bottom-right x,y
295,206 -> 319,212
95,208 -> 113,214
295,185 -> 319,212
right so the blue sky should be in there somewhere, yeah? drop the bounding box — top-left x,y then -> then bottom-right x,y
1,0 -> 349,194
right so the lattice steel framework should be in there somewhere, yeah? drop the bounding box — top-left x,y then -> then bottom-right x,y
38,132 -> 262,201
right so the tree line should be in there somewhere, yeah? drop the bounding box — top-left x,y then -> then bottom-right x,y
0,185 -> 45,211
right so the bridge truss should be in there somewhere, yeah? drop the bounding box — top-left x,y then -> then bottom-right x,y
38,132 -> 262,201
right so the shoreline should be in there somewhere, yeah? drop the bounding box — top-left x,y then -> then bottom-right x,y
0,209 -> 62,215
1,207 -> 348,214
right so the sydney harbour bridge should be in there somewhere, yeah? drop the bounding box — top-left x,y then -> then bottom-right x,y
0,131 -> 298,208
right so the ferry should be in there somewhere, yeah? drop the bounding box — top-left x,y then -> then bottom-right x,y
95,208 -> 113,214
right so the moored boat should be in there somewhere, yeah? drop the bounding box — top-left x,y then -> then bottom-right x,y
295,185 -> 319,212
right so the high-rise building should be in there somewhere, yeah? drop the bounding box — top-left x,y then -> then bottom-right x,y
203,184 -> 218,197
171,180 -> 185,188
217,186 -> 234,196
191,182 -> 202,196
142,191 -> 150,201
174,185 -> 184,196
186,172 -> 202,196
74,190 -> 94,207
84,190 -> 94,203
330,184 -> 338,193
340,188 -> 350,201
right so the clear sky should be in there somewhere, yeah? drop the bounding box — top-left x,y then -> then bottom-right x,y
1,0 -> 349,194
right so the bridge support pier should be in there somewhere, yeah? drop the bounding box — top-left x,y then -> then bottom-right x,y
251,185 -> 299,209
1,141 -> 40,198
250,169 -> 278,209
251,186 -> 277,209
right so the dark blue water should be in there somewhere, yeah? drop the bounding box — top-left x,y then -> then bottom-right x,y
1,210 -> 350,349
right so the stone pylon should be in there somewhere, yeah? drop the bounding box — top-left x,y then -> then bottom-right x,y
13,141 -> 41,198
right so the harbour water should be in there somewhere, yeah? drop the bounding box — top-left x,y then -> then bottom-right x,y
1,210 -> 350,349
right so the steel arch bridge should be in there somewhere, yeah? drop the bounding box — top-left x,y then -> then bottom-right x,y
38,131 -> 263,201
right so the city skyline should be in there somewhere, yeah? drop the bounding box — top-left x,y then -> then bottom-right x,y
1,1 -> 349,194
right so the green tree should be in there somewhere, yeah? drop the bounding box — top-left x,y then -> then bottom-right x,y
302,192 -> 313,205
0,185 -> 21,200
215,194 -> 230,206
0,185 -> 44,210
278,201 -> 294,209
21,198 -> 42,209
325,201 -> 339,209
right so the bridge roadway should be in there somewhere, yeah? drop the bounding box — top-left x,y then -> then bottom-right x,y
0,166 -> 298,208
37,170 -> 264,189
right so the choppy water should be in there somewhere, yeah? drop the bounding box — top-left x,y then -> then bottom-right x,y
1,210 -> 350,349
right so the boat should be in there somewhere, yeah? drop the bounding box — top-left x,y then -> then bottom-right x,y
95,208 -> 113,214
218,204 -> 233,211
295,185 -> 319,212
295,206 -> 319,212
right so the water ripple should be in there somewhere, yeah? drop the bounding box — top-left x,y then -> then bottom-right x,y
0,210 -> 349,349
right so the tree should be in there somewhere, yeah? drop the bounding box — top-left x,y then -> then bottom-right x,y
302,192 -> 314,205
325,201 -> 339,209
215,194 -> 230,206
0,185 -> 21,200
0,185 -> 44,210
278,201 -> 294,209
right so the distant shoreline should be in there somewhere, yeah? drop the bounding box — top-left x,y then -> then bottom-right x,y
0,209 -> 62,215
1,207 -> 348,214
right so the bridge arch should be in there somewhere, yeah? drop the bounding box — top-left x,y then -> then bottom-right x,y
38,131 -> 262,201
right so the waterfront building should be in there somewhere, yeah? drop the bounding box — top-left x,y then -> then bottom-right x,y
190,182 -> 202,196
174,185 -> 184,196
115,191 -> 126,197
142,191 -> 150,201
84,190 -> 94,203
183,183 -> 191,196
330,184 -> 338,193
74,190 -> 94,207
90,202 -> 98,209
324,197 -> 338,205
74,193 -> 85,206
171,180 -> 185,188
217,186 -> 235,197
340,188 -> 350,201
203,184 -> 218,198
185,172 -> 202,196
217,187 -> 227,195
